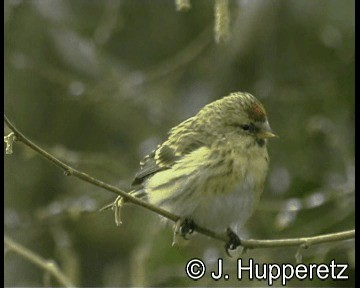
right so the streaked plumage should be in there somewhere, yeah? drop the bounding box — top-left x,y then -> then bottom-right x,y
128,92 -> 275,234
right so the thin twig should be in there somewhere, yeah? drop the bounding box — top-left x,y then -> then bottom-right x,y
4,114 -> 355,249
4,235 -> 74,288
240,229 -> 355,249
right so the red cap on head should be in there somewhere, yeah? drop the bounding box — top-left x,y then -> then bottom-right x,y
247,103 -> 266,122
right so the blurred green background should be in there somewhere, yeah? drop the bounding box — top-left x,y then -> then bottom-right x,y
4,0 -> 354,287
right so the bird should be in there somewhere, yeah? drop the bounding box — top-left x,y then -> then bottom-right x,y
111,91 -> 276,253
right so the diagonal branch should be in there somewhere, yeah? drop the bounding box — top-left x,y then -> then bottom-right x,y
4,114 -> 355,250
4,235 -> 74,287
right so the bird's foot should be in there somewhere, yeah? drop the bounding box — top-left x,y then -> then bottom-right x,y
225,228 -> 241,256
172,218 -> 196,246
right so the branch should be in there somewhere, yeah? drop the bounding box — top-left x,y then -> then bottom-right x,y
241,229 -> 355,249
4,235 -> 74,287
4,114 -> 355,250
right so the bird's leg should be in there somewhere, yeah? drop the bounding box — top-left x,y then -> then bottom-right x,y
225,228 -> 241,256
172,218 -> 196,245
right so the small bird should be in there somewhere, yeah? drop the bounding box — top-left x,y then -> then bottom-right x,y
113,92 -> 276,253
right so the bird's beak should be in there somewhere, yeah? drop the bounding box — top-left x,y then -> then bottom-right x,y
257,121 -> 278,139
258,130 -> 278,139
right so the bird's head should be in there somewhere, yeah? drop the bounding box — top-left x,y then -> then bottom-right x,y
196,92 -> 277,146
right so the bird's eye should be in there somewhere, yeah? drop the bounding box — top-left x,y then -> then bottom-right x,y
241,124 -> 252,131
230,123 -> 257,133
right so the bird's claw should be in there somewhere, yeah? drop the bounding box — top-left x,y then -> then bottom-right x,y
225,228 -> 241,257
172,218 -> 196,245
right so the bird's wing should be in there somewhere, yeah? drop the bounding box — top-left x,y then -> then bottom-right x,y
131,128 -> 207,187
